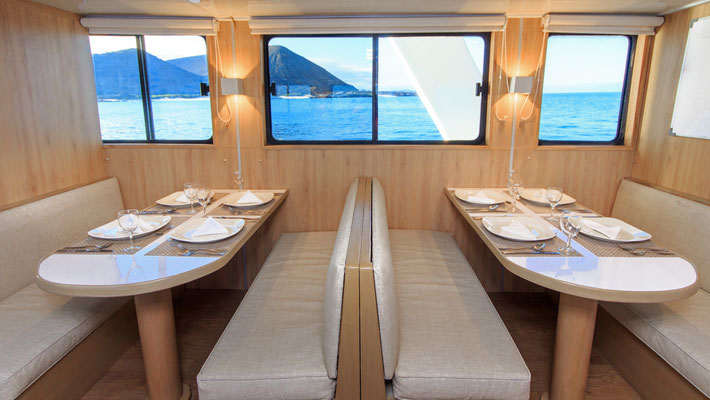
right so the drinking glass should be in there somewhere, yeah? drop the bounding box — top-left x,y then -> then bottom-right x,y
546,187 -> 563,220
558,211 -> 583,255
507,173 -> 523,213
184,182 -> 199,215
117,209 -> 141,253
233,170 -> 244,190
196,187 -> 211,217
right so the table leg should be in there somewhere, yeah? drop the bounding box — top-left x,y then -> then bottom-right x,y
134,289 -> 190,400
547,293 -> 598,400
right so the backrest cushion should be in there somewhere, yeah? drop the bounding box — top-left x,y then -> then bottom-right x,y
612,179 -> 710,290
372,177 -> 400,379
0,178 -> 124,301
322,178 -> 359,378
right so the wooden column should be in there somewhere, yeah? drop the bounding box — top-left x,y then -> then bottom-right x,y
134,289 -> 189,400
547,293 -> 598,400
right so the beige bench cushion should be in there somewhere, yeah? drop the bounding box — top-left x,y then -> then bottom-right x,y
602,289 -> 710,397
0,178 -> 125,301
197,232 -> 337,400
372,178 -> 399,380
612,179 -> 710,290
390,230 -> 530,400
0,283 -> 126,400
322,178 -> 359,378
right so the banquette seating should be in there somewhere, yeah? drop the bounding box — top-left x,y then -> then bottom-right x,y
598,178 -> 710,399
0,178 -> 129,399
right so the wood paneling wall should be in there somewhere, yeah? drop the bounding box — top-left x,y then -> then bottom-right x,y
631,2 -> 710,202
0,0 -> 106,208
105,19 -> 636,291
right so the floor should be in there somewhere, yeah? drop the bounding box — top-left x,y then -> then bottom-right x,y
82,290 -> 641,400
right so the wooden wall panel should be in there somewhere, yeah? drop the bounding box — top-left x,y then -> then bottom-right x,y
631,2 -> 710,202
105,19 -> 635,291
0,0 -> 107,208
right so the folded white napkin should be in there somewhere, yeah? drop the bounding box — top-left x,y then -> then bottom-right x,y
236,190 -> 262,205
175,193 -> 191,203
467,190 -> 495,204
584,219 -> 621,239
536,190 -> 548,202
134,219 -> 158,234
501,221 -> 537,240
192,217 -> 229,238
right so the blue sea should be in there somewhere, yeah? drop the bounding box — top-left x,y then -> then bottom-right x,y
97,92 -> 622,142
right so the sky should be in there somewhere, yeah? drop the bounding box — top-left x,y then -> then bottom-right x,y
89,35 -> 207,60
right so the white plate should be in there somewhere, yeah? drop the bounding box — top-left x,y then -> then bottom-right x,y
222,191 -> 275,209
482,216 -> 556,242
521,188 -> 576,206
156,191 -> 214,208
580,217 -> 652,243
454,189 -> 507,205
88,215 -> 171,240
169,218 -> 245,244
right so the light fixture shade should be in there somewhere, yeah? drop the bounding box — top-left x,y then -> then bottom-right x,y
510,76 -> 533,94
221,78 -> 244,95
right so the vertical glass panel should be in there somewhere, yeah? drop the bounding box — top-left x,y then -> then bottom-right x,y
89,35 -> 146,141
267,37 -> 373,141
539,35 -> 631,142
671,17 -> 710,140
378,36 -> 486,142
144,35 -> 212,141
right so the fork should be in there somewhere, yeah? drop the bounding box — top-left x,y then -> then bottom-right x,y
179,249 -> 227,256
618,244 -> 672,256
60,243 -> 111,251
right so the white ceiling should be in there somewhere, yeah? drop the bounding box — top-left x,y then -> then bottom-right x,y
33,0 -> 708,18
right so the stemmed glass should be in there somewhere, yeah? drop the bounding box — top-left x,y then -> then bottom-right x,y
184,182 -> 199,215
558,211 -> 583,255
507,172 -> 523,213
196,187 -> 211,217
233,170 -> 244,190
117,209 -> 141,253
546,187 -> 563,220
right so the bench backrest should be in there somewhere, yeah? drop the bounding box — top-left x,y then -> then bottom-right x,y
612,179 -> 709,291
323,178 -> 359,379
0,178 -> 124,301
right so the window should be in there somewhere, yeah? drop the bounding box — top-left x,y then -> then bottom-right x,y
538,34 -> 634,144
89,35 -> 212,143
264,34 -> 489,144
670,16 -> 710,140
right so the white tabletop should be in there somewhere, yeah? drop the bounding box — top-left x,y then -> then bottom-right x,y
36,189 -> 287,298
447,188 -> 699,303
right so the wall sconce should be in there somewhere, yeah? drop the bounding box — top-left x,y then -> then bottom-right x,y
509,76 -> 533,95
221,77 -> 244,96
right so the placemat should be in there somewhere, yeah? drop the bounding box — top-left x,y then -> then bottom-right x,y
58,216 -> 191,255
519,200 -> 596,216
573,234 -> 676,258
143,192 -> 228,215
473,220 -> 582,257
455,197 -> 525,215
145,220 -> 256,257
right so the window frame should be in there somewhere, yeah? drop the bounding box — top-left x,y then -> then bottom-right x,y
537,33 -> 637,146
93,34 -> 214,144
262,33 -> 491,145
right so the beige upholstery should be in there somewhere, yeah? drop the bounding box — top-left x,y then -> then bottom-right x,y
0,284 -> 125,400
611,179 -> 710,290
197,232 -> 338,400
0,178 -> 125,301
603,290 -> 710,396
605,179 -> 710,396
390,230 -> 531,400
322,178 -> 359,378
371,178 -> 399,380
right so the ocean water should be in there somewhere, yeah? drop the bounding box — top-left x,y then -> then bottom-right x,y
97,93 -> 623,142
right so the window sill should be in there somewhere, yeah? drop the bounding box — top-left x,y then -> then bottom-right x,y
535,144 -> 634,151
262,143 -> 491,151
103,143 -> 216,150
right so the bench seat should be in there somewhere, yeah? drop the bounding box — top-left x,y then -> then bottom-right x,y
389,229 -> 531,400
198,231 -> 338,400
0,284 -> 125,399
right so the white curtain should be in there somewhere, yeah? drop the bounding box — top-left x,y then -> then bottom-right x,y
542,14 -> 664,35
80,17 -> 218,36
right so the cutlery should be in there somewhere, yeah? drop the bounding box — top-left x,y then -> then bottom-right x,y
58,248 -> 114,253
140,209 -> 176,214
499,243 -> 546,252
212,215 -> 261,220
501,249 -> 561,255
227,207 -> 266,215
60,243 -> 111,251
171,240 -> 226,254
465,204 -> 503,212
179,249 -> 227,256
617,244 -> 673,256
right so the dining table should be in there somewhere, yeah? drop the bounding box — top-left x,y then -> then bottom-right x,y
35,188 -> 288,400
446,188 -> 699,400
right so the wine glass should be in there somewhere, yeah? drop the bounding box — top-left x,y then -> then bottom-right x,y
546,187 -> 563,220
117,209 -> 141,253
184,182 -> 199,215
507,172 -> 523,213
233,170 -> 244,190
558,211 -> 583,255
196,187 -> 211,217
